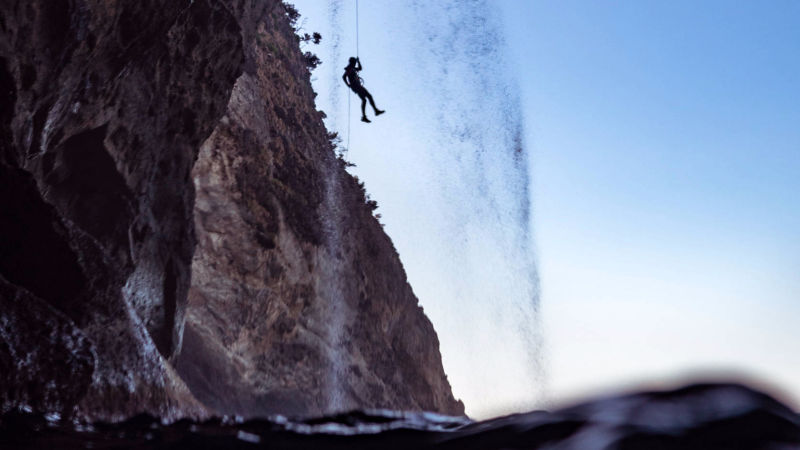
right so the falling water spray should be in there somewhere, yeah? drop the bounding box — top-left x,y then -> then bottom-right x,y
318,159 -> 349,412
294,0 -> 544,418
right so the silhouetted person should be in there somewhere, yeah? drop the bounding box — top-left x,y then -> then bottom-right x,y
343,57 -> 384,123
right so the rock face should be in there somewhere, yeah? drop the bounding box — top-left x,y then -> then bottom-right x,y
0,0 -> 244,420
1,0 -> 462,420
174,1 -> 464,417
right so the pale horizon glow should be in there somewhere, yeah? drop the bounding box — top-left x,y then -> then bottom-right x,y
292,0 -> 800,418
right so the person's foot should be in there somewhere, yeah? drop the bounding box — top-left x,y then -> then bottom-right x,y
361,116 -> 371,123
375,109 -> 385,116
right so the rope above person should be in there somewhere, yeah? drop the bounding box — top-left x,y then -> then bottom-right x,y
342,57 -> 385,123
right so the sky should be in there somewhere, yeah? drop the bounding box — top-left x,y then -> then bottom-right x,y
291,0 -> 800,419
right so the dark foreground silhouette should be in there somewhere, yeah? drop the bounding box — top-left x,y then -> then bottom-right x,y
1,383 -> 798,449
343,57 -> 385,123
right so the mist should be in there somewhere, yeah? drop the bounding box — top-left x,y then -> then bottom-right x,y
294,0 -> 544,418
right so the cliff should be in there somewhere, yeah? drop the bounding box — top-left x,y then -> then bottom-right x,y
0,0 -> 462,420
176,0 -> 463,417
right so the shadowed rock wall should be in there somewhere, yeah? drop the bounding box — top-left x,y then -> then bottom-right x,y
0,0 -> 243,420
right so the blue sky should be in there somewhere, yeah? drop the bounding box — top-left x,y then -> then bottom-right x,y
292,0 -> 800,418
503,0 -> 800,408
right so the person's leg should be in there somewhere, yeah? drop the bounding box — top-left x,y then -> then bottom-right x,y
365,90 -> 385,115
360,95 -> 368,117
358,91 -> 370,122
366,92 -> 377,111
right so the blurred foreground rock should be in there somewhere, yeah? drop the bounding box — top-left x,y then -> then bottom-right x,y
2,383 -> 798,449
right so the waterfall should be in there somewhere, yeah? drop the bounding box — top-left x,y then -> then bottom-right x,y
296,0 -> 544,418
319,154 -> 349,413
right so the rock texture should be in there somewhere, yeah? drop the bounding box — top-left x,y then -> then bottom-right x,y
1,0 -> 462,420
0,0 -> 245,420
174,1 -> 464,418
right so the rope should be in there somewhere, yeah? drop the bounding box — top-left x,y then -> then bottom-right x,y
356,0 -> 360,58
347,0 -> 359,152
347,83 -> 351,151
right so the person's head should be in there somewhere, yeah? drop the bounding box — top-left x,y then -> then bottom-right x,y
348,57 -> 357,66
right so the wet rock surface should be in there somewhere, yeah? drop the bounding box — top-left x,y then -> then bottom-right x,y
2,383 -> 798,449
1,0 -> 243,420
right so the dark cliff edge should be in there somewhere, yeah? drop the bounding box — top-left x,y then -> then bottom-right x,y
0,0 -> 462,421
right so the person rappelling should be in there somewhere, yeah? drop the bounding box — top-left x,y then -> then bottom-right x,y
343,57 -> 385,123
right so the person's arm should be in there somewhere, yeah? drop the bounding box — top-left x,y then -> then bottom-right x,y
356,59 -> 362,71
342,72 -> 350,87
